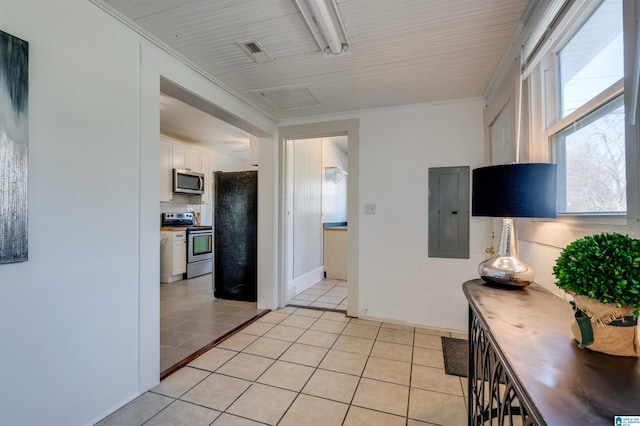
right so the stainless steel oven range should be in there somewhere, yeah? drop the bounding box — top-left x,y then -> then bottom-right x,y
161,212 -> 212,279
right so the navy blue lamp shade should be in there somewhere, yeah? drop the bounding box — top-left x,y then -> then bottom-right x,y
471,163 -> 557,287
472,163 -> 558,218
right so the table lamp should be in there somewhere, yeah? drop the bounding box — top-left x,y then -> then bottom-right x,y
472,163 -> 557,288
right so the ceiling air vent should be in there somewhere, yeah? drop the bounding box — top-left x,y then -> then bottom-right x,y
244,42 -> 262,53
250,84 -> 323,110
237,39 -> 274,64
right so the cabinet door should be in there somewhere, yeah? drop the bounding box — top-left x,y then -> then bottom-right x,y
324,229 -> 347,279
172,144 -> 187,170
160,140 -> 173,202
173,237 -> 187,274
160,231 -> 172,279
186,148 -> 202,172
173,143 -> 201,172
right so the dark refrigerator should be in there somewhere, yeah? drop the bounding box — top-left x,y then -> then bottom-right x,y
213,170 -> 258,302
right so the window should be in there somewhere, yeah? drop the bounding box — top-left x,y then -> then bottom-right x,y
548,0 -> 625,215
557,0 -> 623,118
554,95 -> 625,213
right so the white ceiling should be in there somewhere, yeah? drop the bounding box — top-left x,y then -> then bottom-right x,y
100,0 -> 531,154
160,92 -> 252,160
159,92 -> 347,160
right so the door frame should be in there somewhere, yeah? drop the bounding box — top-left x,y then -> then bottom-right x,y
278,119 -> 360,317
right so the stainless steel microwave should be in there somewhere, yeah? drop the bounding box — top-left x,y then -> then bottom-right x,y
173,168 -> 205,195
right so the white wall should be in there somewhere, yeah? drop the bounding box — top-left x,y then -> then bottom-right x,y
0,3 -> 141,425
0,1 -> 278,425
357,100 -> 485,331
281,100 -> 485,331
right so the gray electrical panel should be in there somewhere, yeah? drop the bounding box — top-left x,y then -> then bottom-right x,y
428,166 -> 470,259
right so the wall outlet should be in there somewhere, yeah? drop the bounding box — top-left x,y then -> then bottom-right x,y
364,203 -> 376,215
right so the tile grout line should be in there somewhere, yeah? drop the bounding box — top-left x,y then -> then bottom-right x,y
270,311 -> 374,424
270,312 -> 326,425
254,310 -> 345,425
339,319 -> 383,425
211,318 -> 288,425
221,309 -> 325,425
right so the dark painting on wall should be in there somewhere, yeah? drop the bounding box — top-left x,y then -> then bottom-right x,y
0,30 -> 29,264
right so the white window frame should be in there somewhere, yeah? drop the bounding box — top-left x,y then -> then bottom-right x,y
525,0 -> 630,231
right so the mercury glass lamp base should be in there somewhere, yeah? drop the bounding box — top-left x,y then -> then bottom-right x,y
478,217 -> 534,288
478,255 -> 534,288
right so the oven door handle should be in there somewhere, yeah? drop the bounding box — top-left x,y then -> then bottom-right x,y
188,230 -> 212,235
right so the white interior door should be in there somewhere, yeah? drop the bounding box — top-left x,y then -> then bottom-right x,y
284,138 -> 324,300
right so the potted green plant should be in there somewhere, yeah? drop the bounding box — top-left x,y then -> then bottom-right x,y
553,233 -> 640,357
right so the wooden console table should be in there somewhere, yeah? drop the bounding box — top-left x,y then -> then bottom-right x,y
463,279 -> 640,425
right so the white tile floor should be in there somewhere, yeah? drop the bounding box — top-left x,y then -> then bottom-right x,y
98,307 -> 469,426
287,279 -> 347,311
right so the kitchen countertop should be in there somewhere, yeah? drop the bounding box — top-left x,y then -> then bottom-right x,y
160,227 -> 189,232
324,226 -> 347,231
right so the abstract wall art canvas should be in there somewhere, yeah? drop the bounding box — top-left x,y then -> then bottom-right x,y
0,30 -> 28,264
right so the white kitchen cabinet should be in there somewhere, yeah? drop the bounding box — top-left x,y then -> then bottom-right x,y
197,152 -> 213,225
160,137 -> 211,204
200,204 -> 212,226
160,139 -> 173,202
201,152 -> 213,205
173,143 -> 202,173
323,227 -> 347,280
160,230 -> 187,283
186,148 -> 201,172
171,144 -> 187,170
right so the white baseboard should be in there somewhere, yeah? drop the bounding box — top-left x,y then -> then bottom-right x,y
160,273 -> 183,283
286,266 -> 324,299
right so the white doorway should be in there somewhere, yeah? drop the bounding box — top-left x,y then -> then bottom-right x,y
279,120 -> 360,317
157,78 -> 272,376
285,136 -> 348,310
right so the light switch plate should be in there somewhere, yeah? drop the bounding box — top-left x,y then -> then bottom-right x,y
364,203 -> 376,215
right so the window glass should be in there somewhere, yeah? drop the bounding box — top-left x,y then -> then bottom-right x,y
558,0 -> 623,117
554,95 -> 625,213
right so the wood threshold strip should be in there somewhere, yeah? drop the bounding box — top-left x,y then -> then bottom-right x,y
285,303 -> 346,314
159,309 -> 271,380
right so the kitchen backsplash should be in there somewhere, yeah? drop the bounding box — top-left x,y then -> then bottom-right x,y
160,200 -> 203,218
